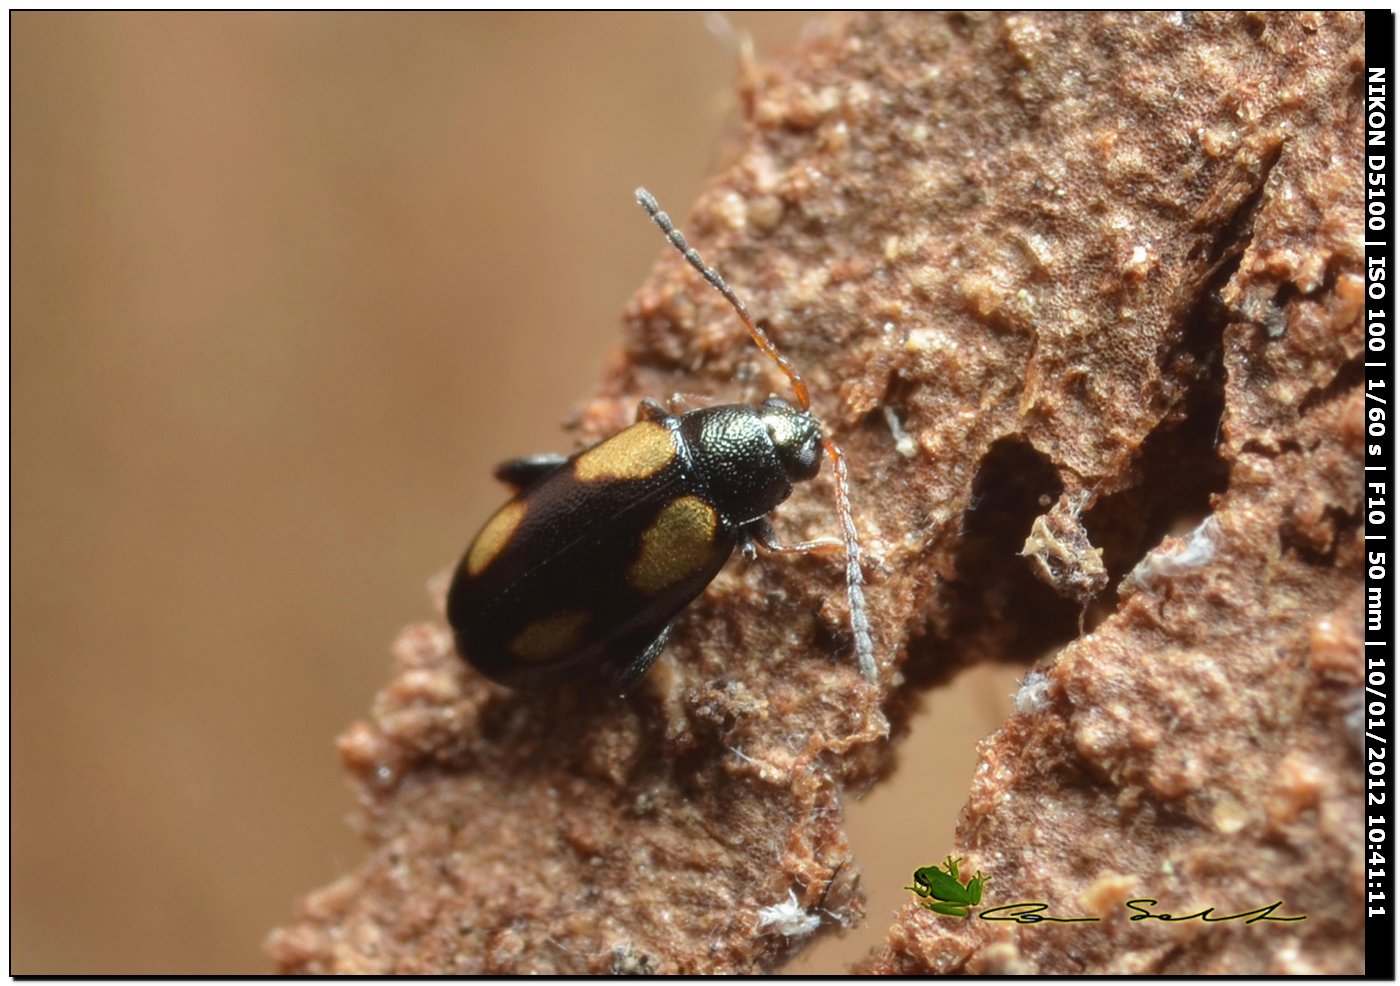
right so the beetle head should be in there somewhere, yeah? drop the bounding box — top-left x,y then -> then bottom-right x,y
759,396 -> 823,483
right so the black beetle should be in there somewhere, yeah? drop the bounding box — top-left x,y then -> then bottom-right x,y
446,188 -> 874,690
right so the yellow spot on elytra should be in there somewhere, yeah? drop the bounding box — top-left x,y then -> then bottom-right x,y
575,420 -> 675,482
509,609 -> 591,663
466,500 -> 526,576
629,496 -> 718,594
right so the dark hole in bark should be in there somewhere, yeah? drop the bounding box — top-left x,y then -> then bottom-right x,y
927,437 -> 1077,673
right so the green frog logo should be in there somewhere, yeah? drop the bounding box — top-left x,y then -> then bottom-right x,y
906,856 -> 987,918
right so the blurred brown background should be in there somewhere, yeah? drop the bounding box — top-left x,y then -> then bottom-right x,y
12,12 -> 1018,973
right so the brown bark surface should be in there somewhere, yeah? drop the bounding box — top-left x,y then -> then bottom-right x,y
268,12 -> 1365,974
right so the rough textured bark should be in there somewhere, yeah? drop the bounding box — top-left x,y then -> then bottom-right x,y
268,12 -> 1365,974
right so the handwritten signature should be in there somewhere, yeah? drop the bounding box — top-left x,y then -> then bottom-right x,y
976,899 -> 1306,925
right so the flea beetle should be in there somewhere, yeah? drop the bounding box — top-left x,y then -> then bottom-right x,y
446,188 -> 874,690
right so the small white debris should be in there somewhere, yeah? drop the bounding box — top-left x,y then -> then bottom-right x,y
882,406 -> 918,458
1013,670 -> 1053,715
1344,691 -> 1365,756
757,890 -> 821,938
1124,515 -> 1221,590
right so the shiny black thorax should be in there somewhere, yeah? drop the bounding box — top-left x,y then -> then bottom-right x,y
676,400 -> 822,521
446,398 -> 822,689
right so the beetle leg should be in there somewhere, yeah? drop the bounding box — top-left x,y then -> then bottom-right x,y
493,454 -> 569,491
668,392 -> 711,414
612,624 -> 673,692
639,394 -> 708,420
746,517 -> 845,556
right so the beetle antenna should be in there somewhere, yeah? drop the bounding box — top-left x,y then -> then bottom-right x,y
635,187 -> 810,410
823,439 -> 877,683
